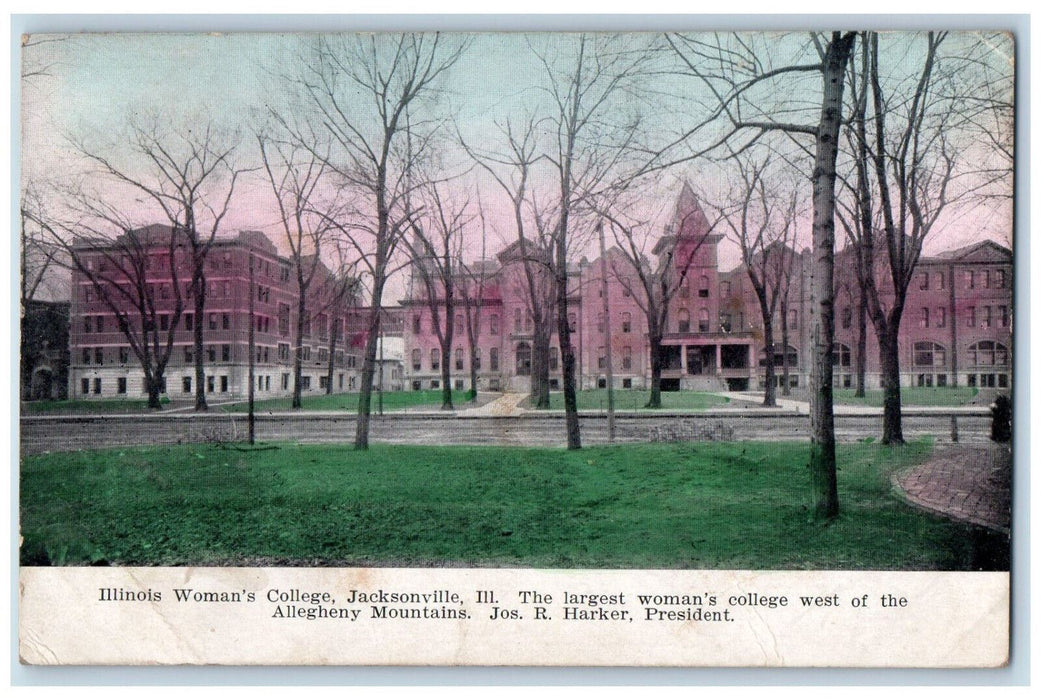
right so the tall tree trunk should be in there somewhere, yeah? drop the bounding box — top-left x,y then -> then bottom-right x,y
556,256 -> 580,450
293,295 -> 306,409
855,286 -> 867,397
780,306 -> 791,398
761,317 -> 777,407
441,294 -> 455,410
192,268 -> 208,411
646,331 -> 663,409
440,344 -> 453,409
808,32 -> 855,520
879,326 -> 905,445
146,373 -> 163,410
354,299 -> 384,450
531,324 -> 551,409
325,325 -> 337,395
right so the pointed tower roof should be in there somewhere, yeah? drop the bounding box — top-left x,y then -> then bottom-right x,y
672,181 -> 712,239
653,182 -> 719,255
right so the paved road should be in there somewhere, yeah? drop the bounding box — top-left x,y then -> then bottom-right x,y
20,411 -> 993,455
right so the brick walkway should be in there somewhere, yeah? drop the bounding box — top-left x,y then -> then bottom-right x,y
892,445 -> 1011,534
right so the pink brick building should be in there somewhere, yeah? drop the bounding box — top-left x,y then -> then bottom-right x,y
401,185 -> 1013,394
69,226 -> 363,401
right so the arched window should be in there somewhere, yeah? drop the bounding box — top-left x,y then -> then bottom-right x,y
622,312 -> 632,333
455,347 -> 464,370
515,342 -> 532,376
698,275 -> 710,298
913,342 -> 946,368
677,308 -> 690,333
411,348 -> 421,371
430,348 -> 440,370
833,343 -> 852,368
967,341 -> 1008,367
698,308 -> 710,332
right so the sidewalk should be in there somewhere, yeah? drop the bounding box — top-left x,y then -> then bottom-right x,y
455,392 -> 529,417
892,444 -> 1011,534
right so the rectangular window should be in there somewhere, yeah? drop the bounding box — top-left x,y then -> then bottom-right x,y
514,308 -> 522,333
208,346 -> 217,362
184,346 -> 194,363
319,376 -> 328,389
96,316 -> 104,333
967,306 -> 976,327
455,348 -> 464,371
966,270 -> 975,289
222,313 -> 230,330
282,373 -> 289,390
182,376 -> 192,393
936,307 -> 946,328
94,348 -> 104,365
983,270 -> 990,289
222,344 -> 230,362
81,378 -> 90,395
413,315 -> 422,334
788,310 -> 798,330
995,270 -> 1006,288
117,377 -> 127,395
220,375 -> 228,393
598,347 -> 606,370
82,347 -> 91,364
490,348 -> 499,372
209,313 -> 218,330
84,316 -> 93,333
1000,305 -> 1009,327
920,308 -> 929,328
935,272 -> 945,290
919,272 -> 929,290
119,347 -> 129,364
489,315 -> 498,335
184,313 -> 194,331
301,376 -> 311,390
622,346 -> 632,370
92,378 -> 101,395
982,306 -> 992,329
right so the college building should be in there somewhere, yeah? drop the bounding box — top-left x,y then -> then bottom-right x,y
68,226 -> 364,402
64,189 -> 1012,402
401,184 -> 1013,395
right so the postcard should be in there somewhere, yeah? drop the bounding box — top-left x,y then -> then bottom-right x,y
18,28 -> 1013,667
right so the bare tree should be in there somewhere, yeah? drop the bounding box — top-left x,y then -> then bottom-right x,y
843,31 -> 962,445
29,201 -> 186,409
401,181 -> 473,410
534,33 -> 650,449
20,183 -> 64,311
71,117 -> 242,411
462,116 -> 557,409
601,183 -> 716,409
283,33 -> 468,450
457,198 -> 495,399
668,31 -> 857,518
257,131 -> 341,409
716,155 -> 800,408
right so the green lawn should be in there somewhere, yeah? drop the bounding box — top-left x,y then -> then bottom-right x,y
20,397 -> 172,415
832,387 -> 979,407
220,389 -> 471,413
21,440 -> 976,569
539,389 -> 731,412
